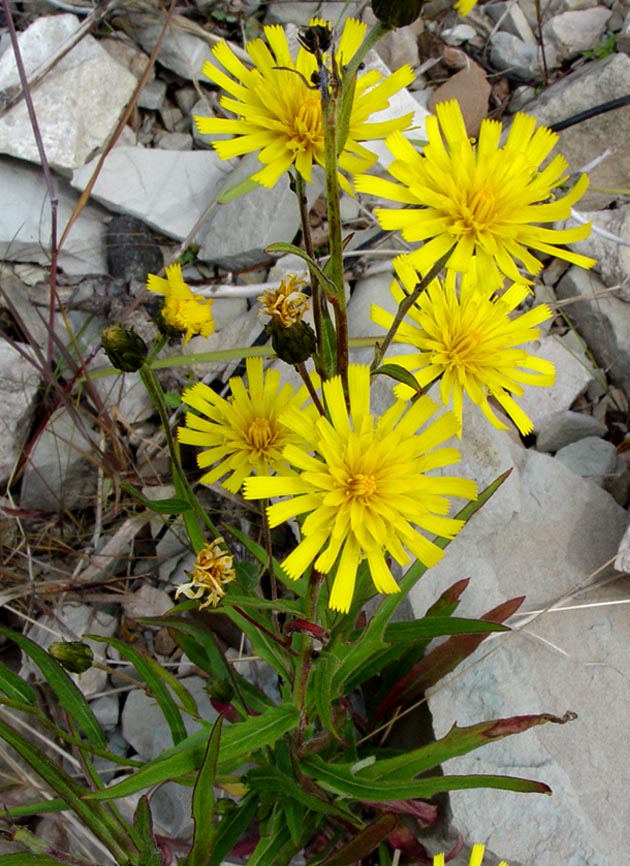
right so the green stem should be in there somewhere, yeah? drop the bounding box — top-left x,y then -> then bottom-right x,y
293,570 -> 324,747
321,93 -> 349,389
139,365 -> 217,551
371,247 -> 455,371
294,172 -> 324,352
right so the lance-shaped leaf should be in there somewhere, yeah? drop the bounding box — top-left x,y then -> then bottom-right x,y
314,814 -> 398,866
374,595 -> 524,720
183,716 -> 223,866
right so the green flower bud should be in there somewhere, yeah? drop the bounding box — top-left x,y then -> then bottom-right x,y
267,319 -> 317,366
207,677 -> 235,703
48,641 -> 94,674
371,0 -> 424,28
101,324 -> 148,372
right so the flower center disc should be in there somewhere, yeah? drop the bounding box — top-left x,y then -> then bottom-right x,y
247,417 -> 277,458
291,94 -> 322,152
462,185 -> 496,234
346,472 -> 377,502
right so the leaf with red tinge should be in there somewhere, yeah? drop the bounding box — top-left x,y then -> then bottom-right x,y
315,814 -> 397,866
375,595 -> 525,720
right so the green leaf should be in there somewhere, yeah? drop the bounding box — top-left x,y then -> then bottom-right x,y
218,175 -> 260,203
245,806 -> 316,866
0,626 -> 105,748
301,756 -> 551,800
372,364 -> 423,393
184,716 -> 223,866
308,652 -> 345,742
226,524 -> 306,597
87,635 -> 189,746
86,704 -> 300,800
383,616 -> 507,643
207,793 -> 258,866
0,856 -> 84,866
133,797 -> 162,866
0,662 -> 37,705
314,814 -> 397,866
246,764 -> 353,823
120,482 -> 192,515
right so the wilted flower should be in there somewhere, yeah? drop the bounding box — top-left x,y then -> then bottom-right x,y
175,538 -> 236,609
258,274 -> 310,327
244,365 -> 476,613
356,99 -> 595,288
146,263 -> 214,344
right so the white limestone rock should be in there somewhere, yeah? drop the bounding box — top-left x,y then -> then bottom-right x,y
72,147 -> 233,242
0,14 -> 137,173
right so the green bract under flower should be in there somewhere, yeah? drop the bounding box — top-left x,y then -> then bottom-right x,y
355,99 -> 596,288
244,365 -> 476,613
373,258 -> 555,436
195,18 -> 415,189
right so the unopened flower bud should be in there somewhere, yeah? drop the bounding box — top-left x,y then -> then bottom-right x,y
267,319 -> 317,366
48,641 -> 94,674
371,0 -> 424,28
101,324 -> 148,372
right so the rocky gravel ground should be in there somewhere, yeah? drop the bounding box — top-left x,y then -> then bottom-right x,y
1,0 -> 630,864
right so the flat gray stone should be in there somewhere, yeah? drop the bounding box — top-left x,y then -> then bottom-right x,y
0,14 -> 137,173
0,156 -> 109,275
489,32 -> 556,83
19,406 -> 98,512
555,435 -> 618,487
124,12 -> 220,82
543,7 -> 612,60
536,410 -> 607,452
560,206 -> 630,300
521,53 -> 630,209
556,265 -> 630,396
0,339 -> 40,487
409,415 -> 629,866
72,147 -> 233,243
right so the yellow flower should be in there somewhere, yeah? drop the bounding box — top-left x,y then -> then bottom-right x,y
244,365 -> 476,613
434,843 -> 508,866
454,0 -> 479,14
195,18 -> 415,189
177,356 -> 317,493
258,273 -> 310,327
355,99 -> 596,288
373,258 -> 555,436
175,538 -> 235,609
146,264 -> 214,344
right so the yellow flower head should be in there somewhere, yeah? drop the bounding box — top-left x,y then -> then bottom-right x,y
195,18 -> 415,189
258,273 -> 310,327
373,258 -> 555,436
244,365 -> 476,613
433,843 -> 508,866
355,99 -> 596,287
175,538 -> 235,609
146,264 -> 214,344
454,0 -> 479,14
177,356 -> 317,493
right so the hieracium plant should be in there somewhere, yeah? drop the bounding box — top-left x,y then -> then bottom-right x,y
0,1 -> 595,865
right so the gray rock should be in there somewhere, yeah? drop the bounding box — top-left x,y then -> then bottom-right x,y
521,53 -> 630,209
0,156 -> 109,275
90,694 -> 120,732
441,23 -> 477,45
196,153 -> 321,270
138,78 -> 167,111
489,32 -> 556,83
124,12 -> 216,82
506,332 -> 596,431
156,131 -> 193,151
122,584 -> 173,620
0,14 -> 137,173
561,206 -> 630,300
555,435 -> 618,487
535,410 -> 607,452
617,10 -> 630,54
23,602 -> 117,697
264,0 -> 319,25
19,406 -> 98,512
0,339 -> 40,487
543,7 -> 612,60
409,416 -> 629,866
121,675 -> 218,760
614,518 -> 630,571
105,214 -> 163,282
556,265 -> 630,396
72,147 -> 234,243
485,1 -> 538,45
